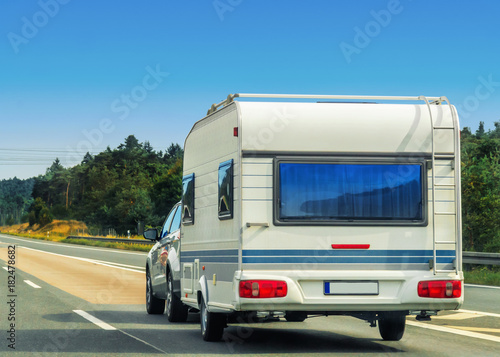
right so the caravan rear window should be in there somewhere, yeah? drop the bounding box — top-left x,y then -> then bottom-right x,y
275,159 -> 426,226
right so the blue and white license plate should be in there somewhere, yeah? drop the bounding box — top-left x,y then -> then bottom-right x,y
324,281 -> 379,295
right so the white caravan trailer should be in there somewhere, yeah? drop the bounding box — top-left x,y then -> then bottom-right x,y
178,94 -> 463,341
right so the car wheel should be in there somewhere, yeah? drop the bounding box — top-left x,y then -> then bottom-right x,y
200,298 -> 225,341
378,312 -> 406,341
284,311 -> 307,322
166,270 -> 188,322
146,268 -> 165,314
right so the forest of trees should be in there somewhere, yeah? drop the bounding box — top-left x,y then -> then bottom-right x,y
0,126 -> 499,252
0,177 -> 34,226
461,121 -> 500,252
1,135 -> 183,234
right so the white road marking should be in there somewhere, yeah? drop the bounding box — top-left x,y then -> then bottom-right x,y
407,320 -> 500,344
82,259 -> 144,273
465,283 -> 500,290
458,309 -> 500,319
431,312 -> 481,320
72,310 -> 168,353
119,330 -> 168,354
447,326 -> 500,333
73,310 -> 116,330
21,247 -> 144,274
0,234 -> 147,256
87,258 -> 144,270
24,280 -> 41,289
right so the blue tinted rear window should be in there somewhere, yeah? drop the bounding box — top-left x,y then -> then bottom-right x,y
278,162 -> 423,222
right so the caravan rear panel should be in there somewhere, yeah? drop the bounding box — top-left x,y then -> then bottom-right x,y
179,94 -> 462,341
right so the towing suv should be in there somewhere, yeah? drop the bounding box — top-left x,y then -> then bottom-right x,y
143,202 -> 188,322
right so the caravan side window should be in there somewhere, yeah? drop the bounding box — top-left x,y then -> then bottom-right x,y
218,159 -> 234,220
182,173 -> 195,225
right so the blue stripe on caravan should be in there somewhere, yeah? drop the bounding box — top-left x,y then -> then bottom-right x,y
242,257 -> 439,264
178,249 -> 455,264
242,249 -> 455,257
241,250 -> 455,264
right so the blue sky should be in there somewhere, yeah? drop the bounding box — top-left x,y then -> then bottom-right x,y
1,0 -> 499,180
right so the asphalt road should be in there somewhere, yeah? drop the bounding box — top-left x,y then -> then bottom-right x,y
0,234 -> 147,268
1,233 -> 499,356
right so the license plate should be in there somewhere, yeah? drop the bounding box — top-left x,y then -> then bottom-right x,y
324,281 -> 379,295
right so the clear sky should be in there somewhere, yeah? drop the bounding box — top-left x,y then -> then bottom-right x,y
1,0 -> 499,180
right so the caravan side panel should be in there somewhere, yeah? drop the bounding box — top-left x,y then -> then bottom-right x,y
181,104 -> 240,311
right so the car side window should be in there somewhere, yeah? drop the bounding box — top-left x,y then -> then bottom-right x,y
161,206 -> 178,238
170,205 -> 181,232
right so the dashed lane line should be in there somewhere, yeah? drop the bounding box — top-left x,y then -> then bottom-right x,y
24,280 -> 41,288
73,310 -> 116,330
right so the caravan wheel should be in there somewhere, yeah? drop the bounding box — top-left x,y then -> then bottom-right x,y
378,312 -> 406,341
200,298 -> 225,341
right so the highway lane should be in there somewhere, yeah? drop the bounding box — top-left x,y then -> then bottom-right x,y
0,252 -> 166,355
463,284 -> 500,315
0,233 -> 147,270
1,244 -> 145,304
1,233 -> 500,356
1,268 -> 499,357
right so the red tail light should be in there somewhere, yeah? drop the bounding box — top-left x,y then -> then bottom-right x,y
418,280 -> 462,298
239,280 -> 287,298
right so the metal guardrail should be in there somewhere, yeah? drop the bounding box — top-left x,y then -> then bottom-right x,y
66,236 -> 154,246
463,252 -> 500,266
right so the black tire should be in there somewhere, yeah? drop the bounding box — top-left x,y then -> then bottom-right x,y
200,298 -> 226,341
146,269 -> 165,314
378,312 -> 406,341
166,270 -> 188,322
284,311 -> 307,322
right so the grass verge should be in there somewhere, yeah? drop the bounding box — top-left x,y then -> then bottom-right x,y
0,229 -> 149,252
464,266 -> 500,286
0,231 -> 67,242
61,238 -> 151,252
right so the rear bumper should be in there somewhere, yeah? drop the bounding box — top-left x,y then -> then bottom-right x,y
234,270 -> 463,312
